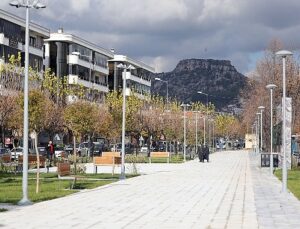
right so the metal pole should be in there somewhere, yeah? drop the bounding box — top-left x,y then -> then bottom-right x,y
203,116 -> 206,145
282,56 -> 287,193
183,105 -> 186,162
260,110 -> 263,152
19,1 -> 30,205
120,69 -> 126,180
270,88 -> 274,175
166,81 -> 169,110
212,121 -> 215,152
89,56 -> 92,100
195,112 -> 198,155
256,114 -> 260,153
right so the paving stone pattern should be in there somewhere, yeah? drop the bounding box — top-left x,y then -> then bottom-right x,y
1,150 -> 300,228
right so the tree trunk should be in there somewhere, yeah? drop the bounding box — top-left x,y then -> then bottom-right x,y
34,131 -> 40,194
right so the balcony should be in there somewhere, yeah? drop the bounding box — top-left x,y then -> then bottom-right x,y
67,74 -> 109,93
68,55 -> 109,75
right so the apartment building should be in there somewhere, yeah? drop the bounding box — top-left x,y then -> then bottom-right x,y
44,28 -> 115,103
0,9 -> 155,102
108,55 -> 154,99
0,9 -> 49,71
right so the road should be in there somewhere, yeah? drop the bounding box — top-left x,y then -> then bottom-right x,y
1,150 -> 300,228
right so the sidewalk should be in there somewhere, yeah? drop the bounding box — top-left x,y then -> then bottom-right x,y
1,150 -> 300,228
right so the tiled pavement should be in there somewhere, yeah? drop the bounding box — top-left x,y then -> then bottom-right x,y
1,150 -> 300,228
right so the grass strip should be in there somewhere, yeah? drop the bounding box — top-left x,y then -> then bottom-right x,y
274,169 -> 300,199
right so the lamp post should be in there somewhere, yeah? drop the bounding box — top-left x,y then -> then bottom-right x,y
117,63 -> 135,180
258,106 -> 265,151
193,111 -> 199,156
9,0 -> 46,206
276,50 -> 293,193
181,103 -> 190,162
155,77 -> 168,109
198,91 -> 208,145
72,51 -> 93,100
256,112 -> 261,153
266,84 -> 277,175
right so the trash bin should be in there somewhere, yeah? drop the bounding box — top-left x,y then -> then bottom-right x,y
261,153 -> 270,167
261,153 -> 278,167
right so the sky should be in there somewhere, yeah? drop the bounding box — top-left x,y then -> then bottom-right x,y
1,0 -> 300,74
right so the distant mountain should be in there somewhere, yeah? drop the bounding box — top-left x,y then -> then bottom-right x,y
151,59 -> 246,110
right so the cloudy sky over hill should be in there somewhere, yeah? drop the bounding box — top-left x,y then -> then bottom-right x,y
1,0 -> 300,74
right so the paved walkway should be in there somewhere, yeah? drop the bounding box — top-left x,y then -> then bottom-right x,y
1,150 -> 300,228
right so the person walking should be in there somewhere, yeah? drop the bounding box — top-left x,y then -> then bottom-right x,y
47,140 -> 54,167
198,144 -> 203,162
204,145 -> 210,162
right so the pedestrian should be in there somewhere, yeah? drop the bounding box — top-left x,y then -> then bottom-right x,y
47,140 -> 54,166
197,145 -> 202,162
204,145 -> 210,162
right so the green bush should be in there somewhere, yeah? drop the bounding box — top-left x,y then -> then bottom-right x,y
125,155 -> 147,163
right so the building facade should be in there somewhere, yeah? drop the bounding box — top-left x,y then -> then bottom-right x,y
0,9 -> 49,71
44,28 -> 114,103
108,55 -> 154,99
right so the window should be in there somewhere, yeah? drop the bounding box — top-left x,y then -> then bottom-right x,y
29,36 -> 36,48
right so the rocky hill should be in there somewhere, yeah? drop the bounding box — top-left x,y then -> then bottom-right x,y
151,59 -> 246,110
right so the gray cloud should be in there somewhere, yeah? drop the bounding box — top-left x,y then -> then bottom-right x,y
2,0 -> 300,73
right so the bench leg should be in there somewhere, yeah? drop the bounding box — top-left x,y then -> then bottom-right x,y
149,158 -> 151,164
112,165 -> 115,176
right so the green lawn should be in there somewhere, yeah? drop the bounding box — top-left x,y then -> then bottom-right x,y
274,169 -> 300,199
0,172 -> 138,204
125,154 -> 192,163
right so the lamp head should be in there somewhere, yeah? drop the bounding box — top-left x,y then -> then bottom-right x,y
266,84 -> 277,90
71,51 -> 80,56
180,103 -> 191,107
34,2 -> 46,9
9,1 -> 21,8
155,77 -> 161,81
127,64 -> 135,70
117,63 -> 125,69
276,50 -> 293,57
258,106 -> 265,110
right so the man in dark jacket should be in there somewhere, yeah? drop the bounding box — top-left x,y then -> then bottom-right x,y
198,145 -> 203,162
204,145 -> 210,162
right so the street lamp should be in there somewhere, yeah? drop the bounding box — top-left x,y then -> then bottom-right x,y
276,50 -> 293,193
266,84 -> 277,175
258,106 -> 265,152
181,103 -> 190,162
72,51 -> 93,100
117,63 -> 135,180
256,112 -> 261,153
193,111 -> 199,156
9,0 -> 46,206
155,77 -> 169,109
197,91 -> 209,145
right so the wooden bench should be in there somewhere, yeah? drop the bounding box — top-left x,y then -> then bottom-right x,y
93,152 -> 121,175
149,152 -> 170,163
57,162 -> 80,189
18,155 -> 46,168
0,154 -> 17,172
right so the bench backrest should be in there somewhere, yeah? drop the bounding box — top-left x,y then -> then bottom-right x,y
102,152 -> 121,157
0,154 -> 11,163
18,154 -> 46,164
57,162 -> 71,176
150,152 -> 170,158
94,156 -> 121,165
18,155 -> 46,164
